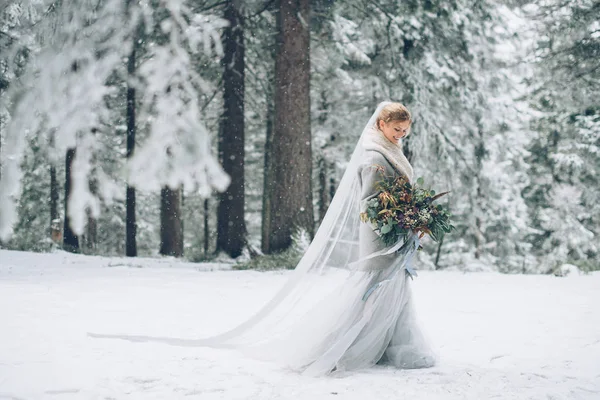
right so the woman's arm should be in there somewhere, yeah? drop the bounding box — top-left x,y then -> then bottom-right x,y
359,164 -> 382,210
358,152 -> 392,211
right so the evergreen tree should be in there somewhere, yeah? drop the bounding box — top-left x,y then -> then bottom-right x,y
125,17 -> 139,257
63,148 -> 79,252
523,0 -> 599,270
160,186 -> 183,257
217,0 -> 247,258
263,0 -> 314,253
0,0 -> 230,243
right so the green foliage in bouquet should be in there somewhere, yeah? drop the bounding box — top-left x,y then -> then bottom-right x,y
360,169 -> 455,247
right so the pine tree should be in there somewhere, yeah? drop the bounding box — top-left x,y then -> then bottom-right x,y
125,25 -> 138,257
523,0 -> 599,270
160,187 -> 183,257
217,0 -> 247,258
263,0 -> 314,253
0,0 -> 230,243
63,148 -> 79,252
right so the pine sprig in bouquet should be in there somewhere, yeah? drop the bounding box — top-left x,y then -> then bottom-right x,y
360,167 -> 454,247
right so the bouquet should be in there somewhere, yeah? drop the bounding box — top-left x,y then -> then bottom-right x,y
360,167 -> 454,247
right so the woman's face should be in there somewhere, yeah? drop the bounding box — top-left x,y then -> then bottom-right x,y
378,119 -> 411,144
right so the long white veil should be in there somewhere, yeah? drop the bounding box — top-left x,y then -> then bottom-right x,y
90,101 -> 409,353
192,101 -> 392,346
90,100 -> 438,374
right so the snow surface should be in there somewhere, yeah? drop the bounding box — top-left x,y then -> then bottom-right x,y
1,249 -> 599,399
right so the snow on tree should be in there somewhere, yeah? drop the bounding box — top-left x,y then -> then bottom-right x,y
522,0 -> 599,269
305,0 -> 536,268
0,0 -> 230,241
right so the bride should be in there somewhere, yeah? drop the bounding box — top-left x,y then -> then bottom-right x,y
91,101 -> 437,376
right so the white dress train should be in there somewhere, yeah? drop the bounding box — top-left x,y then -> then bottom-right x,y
245,234 -> 437,376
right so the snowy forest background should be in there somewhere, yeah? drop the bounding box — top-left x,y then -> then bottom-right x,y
0,0 -> 598,274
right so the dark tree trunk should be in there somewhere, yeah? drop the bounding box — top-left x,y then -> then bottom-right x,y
317,92 -> 331,224
329,166 -> 336,208
473,119 -> 486,259
126,186 -> 136,256
217,0 -> 246,258
317,156 -> 327,223
317,158 -> 337,226
204,198 -> 210,256
50,165 -> 61,244
84,178 -> 98,251
434,234 -> 444,269
63,148 -> 79,252
126,38 -> 138,257
160,186 -> 183,257
403,134 -> 413,163
474,216 -> 483,259
50,166 -> 59,223
181,189 -> 184,237
85,212 -> 97,250
263,0 -> 313,253
261,84 -> 275,253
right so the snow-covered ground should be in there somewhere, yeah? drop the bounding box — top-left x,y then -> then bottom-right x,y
1,249 -> 599,400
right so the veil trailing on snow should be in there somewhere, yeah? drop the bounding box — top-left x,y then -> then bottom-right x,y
193,101 -> 396,346
89,101 -> 435,372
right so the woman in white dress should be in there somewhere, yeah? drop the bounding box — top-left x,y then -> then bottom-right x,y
90,101 -> 437,376
245,102 -> 437,375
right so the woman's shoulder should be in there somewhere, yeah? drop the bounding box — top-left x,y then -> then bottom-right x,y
359,150 -> 393,171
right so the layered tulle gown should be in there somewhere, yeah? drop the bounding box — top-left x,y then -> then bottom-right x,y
243,125 -> 437,376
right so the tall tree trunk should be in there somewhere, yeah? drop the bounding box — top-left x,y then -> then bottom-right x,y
49,165 -> 61,244
263,0 -> 313,253
473,119 -> 486,259
85,215 -> 97,250
50,165 -> 59,223
328,164 -> 336,207
217,0 -> 246,258
316,92 -> 330,224
474,215 -> 483,259
317,156 -> 327,223
160,186 -> 183,257
63,148 -> 79,252
434,234 -> 444,269
204,198 -> 210,256
84,178 -> 98,251
126,37 -> 138,257
317,158 -> 337,226
403,135 -> 413,163
261,83 -> 275,253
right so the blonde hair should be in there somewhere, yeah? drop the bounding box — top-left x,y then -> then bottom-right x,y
376,102 -> 412,129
